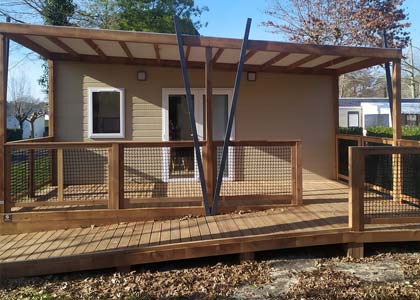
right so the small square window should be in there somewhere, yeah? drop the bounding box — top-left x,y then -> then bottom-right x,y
88,88 -> 125,138
348,111 -> 359,127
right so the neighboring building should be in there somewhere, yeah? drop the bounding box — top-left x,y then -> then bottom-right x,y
339,98 -> 420,129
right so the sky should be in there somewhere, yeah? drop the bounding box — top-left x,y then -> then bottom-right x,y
4,0 -> 420,101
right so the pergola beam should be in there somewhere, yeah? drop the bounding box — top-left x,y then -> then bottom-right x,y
153,44 -> 160,63
8,34 -> 50,58
212,48 -> 224,64
84,39 -> 106,58
47,37 -> 78,57
312,56 -> 354,72
336,58 -> 389,74
286,54 -> 321,70
49,52 -> 338,75
260,53 -> 289,70
243,50 -> 257,63
118,41 -> 134,61
0,22 -> 402,59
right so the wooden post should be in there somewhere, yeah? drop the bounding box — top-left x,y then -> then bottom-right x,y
291,141 -> 303,205
392,60 -> 402,143
392,60 -> 402,202
28,149 -> 35,197
4,147 -> 11,214
48,59 -> 55,138
333,75 -> 339,180
0,34 -> 6,215
349,147 -> 365,232
347,242 -> 364,258
57,148 -> 64,201
204,47 -> 215,206
108,143 -> 124,209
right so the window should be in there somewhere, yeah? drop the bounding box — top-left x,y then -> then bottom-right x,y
404,114 -> 419,126
365,114 -> 389,127
347,111 -> 359,127
88,88 -> 125,138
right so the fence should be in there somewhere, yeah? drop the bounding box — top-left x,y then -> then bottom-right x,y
336,134 -> 403,180
3,140 -> 302,215
214,140 -> 302,208
349,146 -> 420,231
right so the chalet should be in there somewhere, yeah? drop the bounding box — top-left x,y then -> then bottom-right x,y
1,20 -> 419,278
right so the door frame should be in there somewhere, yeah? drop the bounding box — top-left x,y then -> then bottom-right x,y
161,88 -> 235,182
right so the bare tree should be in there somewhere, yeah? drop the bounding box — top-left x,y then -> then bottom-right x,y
10,76 -> 33,130
9,75 -> 47,138
263,0 -> 410,48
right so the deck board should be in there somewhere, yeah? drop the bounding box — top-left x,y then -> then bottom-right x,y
6,179 -> 420,278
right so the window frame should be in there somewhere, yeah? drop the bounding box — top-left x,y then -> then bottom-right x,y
347,111 -> 360,128
88,87 -> 125,139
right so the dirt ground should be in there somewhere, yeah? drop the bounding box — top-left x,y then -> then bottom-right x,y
3,243 -> 420,299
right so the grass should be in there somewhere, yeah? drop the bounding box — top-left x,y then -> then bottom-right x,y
11,154 -> 52,199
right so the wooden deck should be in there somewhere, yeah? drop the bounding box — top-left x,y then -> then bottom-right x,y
2,179 -> 420,278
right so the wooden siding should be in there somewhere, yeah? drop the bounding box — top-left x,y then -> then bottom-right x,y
55,62 -> 335,180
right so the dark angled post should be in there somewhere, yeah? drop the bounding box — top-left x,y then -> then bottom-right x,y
173,16 -> 210,215
211,18 -> 252,215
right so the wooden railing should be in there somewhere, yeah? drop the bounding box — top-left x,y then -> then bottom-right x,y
349,146 -> 420,231
3,140 -> 303,217
335,134 -> 420,180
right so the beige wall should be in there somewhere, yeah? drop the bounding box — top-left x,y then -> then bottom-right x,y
55,62 -> 335,180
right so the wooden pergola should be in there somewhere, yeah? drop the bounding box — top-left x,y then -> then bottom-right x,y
0,22 -> 403,216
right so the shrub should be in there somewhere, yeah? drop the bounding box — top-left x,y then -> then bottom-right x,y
339,127 -> 363,135
366,126 -> 420,141
7,128 -> 23,141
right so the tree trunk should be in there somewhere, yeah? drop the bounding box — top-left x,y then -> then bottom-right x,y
29,121 -> 35,138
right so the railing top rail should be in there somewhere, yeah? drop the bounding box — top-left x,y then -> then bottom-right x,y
213,140 -> 302,146
351,145 -> 420,155
5,139 -> 301,149
4,140 -> 207,149
6,136 -> 54,144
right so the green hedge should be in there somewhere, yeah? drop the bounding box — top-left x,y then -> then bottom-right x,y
339,127 -> 363,135
366,126 -> 420,140
7,128 -> 23,141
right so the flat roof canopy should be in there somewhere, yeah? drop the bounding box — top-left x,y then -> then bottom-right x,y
0,23 -> 402,75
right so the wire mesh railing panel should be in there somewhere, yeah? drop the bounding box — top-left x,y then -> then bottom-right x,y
62,148 -> 109,201
10,149 -> 30,202
364,153 -> 420,219
124,146 -> 203,205
8,146 -> 109,209
216,145 -> 293,198
10,149 -> 53,203
338,138 -> 359,177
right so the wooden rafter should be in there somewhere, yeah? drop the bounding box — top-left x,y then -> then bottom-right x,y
260,53 -> 290,70
336,58 -> 387,74
212,48 -> 224,63
312,56 -> 354,71
84,39 -> 106,58
118,41 -> 134,61
49,52 -> 337,75
153,44 -> 160,63
47,37 -> 78,57
286,54 -> 321,70
8,34 -> 50,58
243,50 -> 257,63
